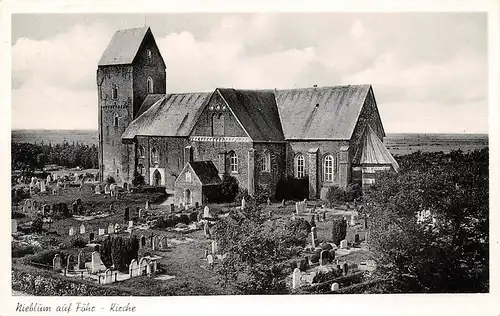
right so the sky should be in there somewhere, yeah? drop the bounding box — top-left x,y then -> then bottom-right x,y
11,13 -> 488,133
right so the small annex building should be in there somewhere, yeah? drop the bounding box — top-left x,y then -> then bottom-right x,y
174,161 -> 222,206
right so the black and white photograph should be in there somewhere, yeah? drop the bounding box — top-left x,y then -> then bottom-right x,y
3,1 -> 499,315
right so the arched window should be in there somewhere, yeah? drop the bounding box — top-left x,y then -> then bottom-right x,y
323,154 -> 335,182
295,154 -> 305,178
112,84 -> 118,99
137,145 -> 145,158
151,147 -> 159,165
261,150 -> 270,172
106,126 -> 109,136
147,77 -> 154,93
230,152 -> 238,173
114,114 -> 119,127
212,113 -> 225,136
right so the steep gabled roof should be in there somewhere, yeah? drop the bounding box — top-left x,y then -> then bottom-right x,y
217,88 -> 285,142
98,27 -> 150,66
189,161 -> 222,185
275,85 -> 371,140
122,92 -> 212,140
136,94 -> 165,117
354,125 -> 399,172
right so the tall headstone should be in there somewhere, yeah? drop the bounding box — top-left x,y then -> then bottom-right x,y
40,180 -> 46,192
80,224 -> 86,234
78,250 -> 85,269
145,200 -> 150,210
343,262 -> 349,275
206,254 -> 214,268
292,268 -> 301,289
169,204 -> 175,214
98,228 -> 105,235
128,220 -> 134,229
104,269 -> 113,284
241,197 -> 246,210
66,255 -> 75,271
204,222 -> 210,238
107,223 -> 114,234
203,206 -> 210,218
212,240 -> 218,255
69,226 -> 75,236
311,230 -> 317,249
95,184 -> 101,194
320,250 -> 329,266
295,202 -> 299,215
129,259 -> 139,277
340,239 -> 348,249
350,214 -> 356,226
104,184 -> 110,194
364,214 -> 368,229
53,254 -> 62,272
354,233 -> 360,243
91,251 -> 101,274
124,207 -> 130,222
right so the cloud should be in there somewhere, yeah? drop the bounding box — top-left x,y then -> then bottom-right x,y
11,13 -> 487,133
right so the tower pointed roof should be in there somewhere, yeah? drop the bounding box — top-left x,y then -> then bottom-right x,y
98,26 -> 151,66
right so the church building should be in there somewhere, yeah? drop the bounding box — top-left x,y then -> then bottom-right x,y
97,27 -> 399,204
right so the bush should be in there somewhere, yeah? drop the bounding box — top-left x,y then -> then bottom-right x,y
179,214 -> 190,225
189,212 -> 198,222
106,175 -> 115,185
220,174 -> 239,202
310,254 -> 319,263
326,186 -> 346,204
70,237 -> 87,248
12,212 -> 26,219
275,176 -> 308,201
331,218 -> 347,246
12,242 -> 40,258
132,171 -> 145,187
31,216 -> 43,233
235,188 -> 251,205
345,183 -> 362,202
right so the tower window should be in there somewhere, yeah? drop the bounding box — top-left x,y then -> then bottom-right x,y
147,77 -> 154,93
114,114 -> 119,127
112,84 -> 118,99
147,49 -> 152,63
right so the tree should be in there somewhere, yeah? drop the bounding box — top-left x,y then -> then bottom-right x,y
219,174 -> 239,202
211,201 -> 305,294
31,215 -> 43,233
132,171 -> 145,187
99,236 -> 139,272
106,175 -> 116,185
331,218 -> 347,246
364,149 -> 488,293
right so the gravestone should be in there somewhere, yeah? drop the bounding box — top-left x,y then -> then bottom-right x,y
169,204 -> 175,214
91,251 -> 101,274
69,226 -> 75,236
128,220 -> 134,229
204,222 -> 210,238
151,236 -> 156,251
241,197 -> 246,210
95,185 -> 101,195
11,219 -> 18,233
203,206 -> 210,218
319,250 -> 329,266
129,259 -> 139,278
206,254 -> 214,268
66,255 -> 75,271
47,175 -> 51,183
311,227 -> 317,248
343,262 -> 349,275
354,233 -> 360,243
267,197 -> 271,206
53,254 -> 62,272
89,232 -> 95,242
139,257 -> 149,276
158,236 -> 167,249
212,240 -> 218,255
40,180 -> 46,192
145,200 -> 150,210
52,188 -> 57,195
107,223 -> 114,234
114,223 -> 120,233
78,250 -> 85,269
98,228 -> 105,236
150,259 -> 158,274
140,236 -> 146,248
340,239 -> 348,249
282,199 -> 285,207
80,224 -> 86,234
138,209 -> 143,218
292,268 -> 301,289
104,184 -> 110,194
124,207 -> 130,222
331,282 -> 339,291
295,202 -> 299,214
104,269 -> 113,284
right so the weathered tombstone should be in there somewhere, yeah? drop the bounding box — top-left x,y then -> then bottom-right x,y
151,236 -> 156,251
350,214 -> 356,226
78,250 -> 85,269
204,222 -> 210,238
241,197 -> 246,210
124,207 -> 130,222
267,197 -> 271,206
320,250 -> 329,266
53,254 -> 62,272
295,202 -> 299,214
91,251 -> 101,274
89,232 -> 95,242
40,180 -> 46,192
138,208 -> 143,218
331,282 -> 339,291
203,206 -> 210,218
343,262 -> 349,275
354,233 -> 360,244
206,254 -> 214,268
128,220 -> 133,229
98,228 -> 105,236
104,184 -> 110,194
80,224 -> 86,234
150,259 -> 158,274
145,200 -> 150,210
282,199 -> 285,207
129,259 -> 139,277
139,257 -> 149,276
69,226 -> 75,236
47,175 -> 51,183
104,269 -> 113,284
292,268 -> 301,289
11,219 -> 18,233
107,223 -> 114,234
169,204 -> 175,214
340,239 -> 348,249
95,184 -> 101,194
212,240 -> 218,255
66,255 -> 75,271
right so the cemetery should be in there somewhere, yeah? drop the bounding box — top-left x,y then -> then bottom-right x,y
12,172 -> 380,295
